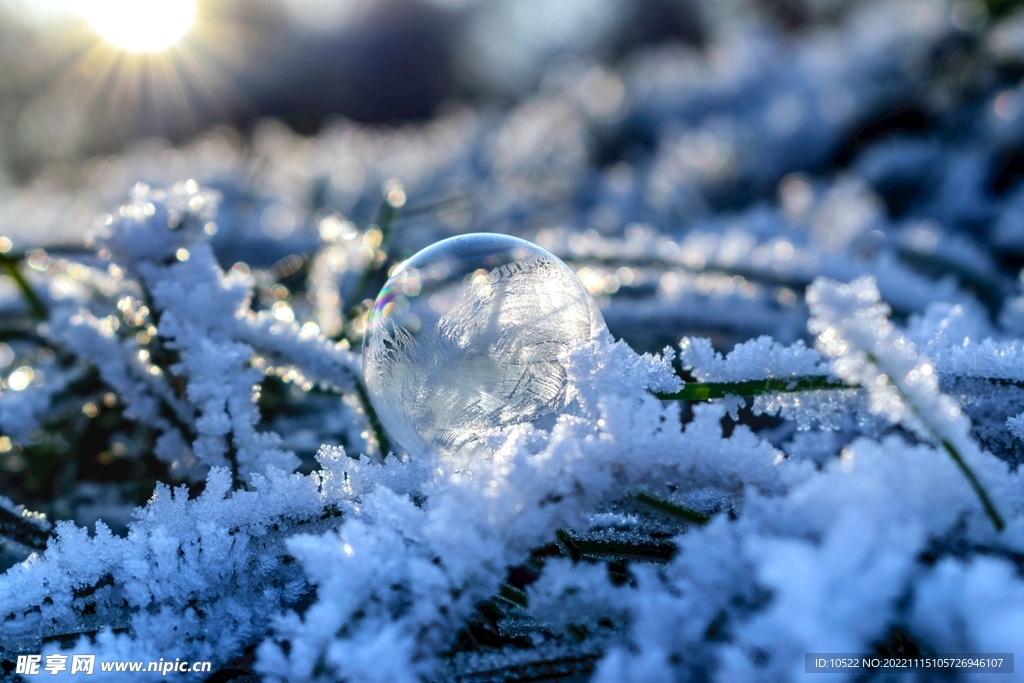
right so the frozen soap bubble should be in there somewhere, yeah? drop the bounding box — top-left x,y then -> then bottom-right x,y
363,233 -> 607,462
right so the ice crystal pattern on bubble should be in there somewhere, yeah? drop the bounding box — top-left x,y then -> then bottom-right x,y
364,234 -> 607,461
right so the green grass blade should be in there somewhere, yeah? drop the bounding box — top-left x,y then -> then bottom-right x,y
654,375 -> 844,400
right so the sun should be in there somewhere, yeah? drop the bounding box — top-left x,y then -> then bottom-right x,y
84,0 -> 197,53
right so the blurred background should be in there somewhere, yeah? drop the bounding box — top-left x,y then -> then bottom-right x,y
3,0 -> 1024,259
8,0 -> 1024,521
0,0 -> 705,176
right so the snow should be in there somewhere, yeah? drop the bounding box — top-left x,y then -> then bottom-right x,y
4,0 -> 1024,680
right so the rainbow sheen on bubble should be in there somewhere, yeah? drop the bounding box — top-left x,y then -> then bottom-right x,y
363,233 -> 606,462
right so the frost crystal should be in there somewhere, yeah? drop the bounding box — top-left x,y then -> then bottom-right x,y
807,275 -> 1007,528
808,276 -> 966,441
1007,412 -> 1024,441
7,1 -> 1024,679
363,234 -> 606,463
679,336 -> 827,383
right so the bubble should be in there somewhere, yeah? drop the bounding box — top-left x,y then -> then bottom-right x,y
363,233 -> 606,462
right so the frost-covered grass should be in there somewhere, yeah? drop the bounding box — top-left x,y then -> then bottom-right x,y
4,0 -> 1024,680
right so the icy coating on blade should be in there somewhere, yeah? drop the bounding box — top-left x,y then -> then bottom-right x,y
363,233 -> 607,461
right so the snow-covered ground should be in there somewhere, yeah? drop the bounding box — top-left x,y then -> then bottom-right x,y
3,0 -> 1024,680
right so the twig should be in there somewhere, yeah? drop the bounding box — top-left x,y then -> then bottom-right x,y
353,378 -> 392,458
655,372 -> 1005,531
555,529 -> 676,563
941,439 -> 1005,531
344,198 -> 399,339
340,194 -> 403,457
397,191 -> 473,218
631,491 -> 711,525
0,506 -> 49,552
0,251 -> 47,320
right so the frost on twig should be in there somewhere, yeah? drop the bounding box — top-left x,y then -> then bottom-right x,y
672,335 -> 861,429
40,182 -> 366,483
0,494 -> 50,553
807,275 -> 1006,530
1007,413 -> 1024,442
255,338 -> 787,682
0,454 -> 374,664
7,2 -> 1024,677
678,336 -> 827,384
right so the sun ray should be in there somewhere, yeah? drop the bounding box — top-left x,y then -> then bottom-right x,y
27,0 -> 249,158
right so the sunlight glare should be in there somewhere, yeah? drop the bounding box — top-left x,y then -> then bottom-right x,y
85,0 -> 196,52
